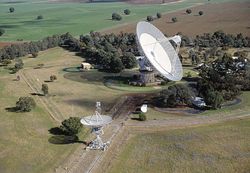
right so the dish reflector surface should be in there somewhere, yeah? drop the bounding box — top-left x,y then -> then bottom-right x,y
80,115 -> 112,127
136,21 -> 183,81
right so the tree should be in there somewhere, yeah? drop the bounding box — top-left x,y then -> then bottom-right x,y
147,15 -> 154,22
9,7 -> 15,13
109,57 -> 124,73
186,9 -> 192,14
139,113 -> 146,121
16,97 -> 36,112
172,17 -> 177,23
124,9 -> 131,15
32,52 -> 38,58
37,15 -> 43,20
0,28 -> 5,36
41,83 -> 48,96
59,117 -> 83,136
121,52 -> 137,69
204,90 -> 224,109
156,84 -> 193,108
156,12 -> 162,18
50,75 -> 57,82
1,59 -> 11,66
14,58 -> 24,72
199,11 -> 204,16
112,13 -> 122,21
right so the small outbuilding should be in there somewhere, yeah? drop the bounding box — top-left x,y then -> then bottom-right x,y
81,62 -> 92,70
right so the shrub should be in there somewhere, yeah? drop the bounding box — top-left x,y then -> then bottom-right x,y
147,15 -> 154,22
9,7 -> 15,13
32,52 -> 38,58
172,17 -> 177,23
41,83 -> 48,95
50,75 -> 57,82
37,15 -> 43,20
199,11 -> 204,16
124,9 -> 131,15
112,13 -> 122,21
139,113 -> 146,121
186,9 -> 192,14
16,97 -> 36,112
156,12 -> 162,18
0,28 -> 5,36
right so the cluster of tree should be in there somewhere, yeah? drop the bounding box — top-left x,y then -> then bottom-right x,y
155,84 -> 194,108
15,97 -> 36,112
79,32 -> 138,73
197,53 -> 249,109
186,9 -> 203,15
146,12 -> 162,22
186,9 -> 192,14
50,75 -> 57,82
0,32 -> 79,62
194,31 -> 250,48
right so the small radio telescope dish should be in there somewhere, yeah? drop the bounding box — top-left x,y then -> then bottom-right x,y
80,102 -> 112,151
136,21 -> 183,81
140,104 -> 147,113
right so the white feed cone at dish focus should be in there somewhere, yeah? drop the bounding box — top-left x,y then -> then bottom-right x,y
136,21 -> 183,81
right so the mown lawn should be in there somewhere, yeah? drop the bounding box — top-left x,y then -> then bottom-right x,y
109,118 -> 250,173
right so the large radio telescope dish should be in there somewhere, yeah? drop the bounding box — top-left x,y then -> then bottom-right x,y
136,21 -> 183,81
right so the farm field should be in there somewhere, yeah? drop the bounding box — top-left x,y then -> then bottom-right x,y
106,118 -> 250,173
0,0 -> 245,41
103,0 -> 250,37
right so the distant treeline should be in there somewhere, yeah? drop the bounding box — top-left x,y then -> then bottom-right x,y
182,31 -> 250,48
0,33 -> 80,61
1,30 -> 249,67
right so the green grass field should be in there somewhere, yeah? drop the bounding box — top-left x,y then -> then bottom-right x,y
0,0 -> 242,41
0,47 -> 125,173
0,67 -> 88,173
109,118 -> 250,173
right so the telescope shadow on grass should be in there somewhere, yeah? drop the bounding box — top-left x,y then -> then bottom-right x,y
48,127 -> 82,145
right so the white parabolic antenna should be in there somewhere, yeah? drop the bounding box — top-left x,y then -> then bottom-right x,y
136,21 -> 183,81
80,102 -> 112,151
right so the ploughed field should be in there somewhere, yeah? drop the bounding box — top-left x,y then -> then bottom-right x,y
103,1 -> 250,37
0,0 -> 244,41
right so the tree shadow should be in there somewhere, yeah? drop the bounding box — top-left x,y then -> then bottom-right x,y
48,135 -> 82,145
131,117 -> 140,121
5,107 -> 18,112
48,127 -> 83,145
44,80 -> 52,83
30,92 -> 44,96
